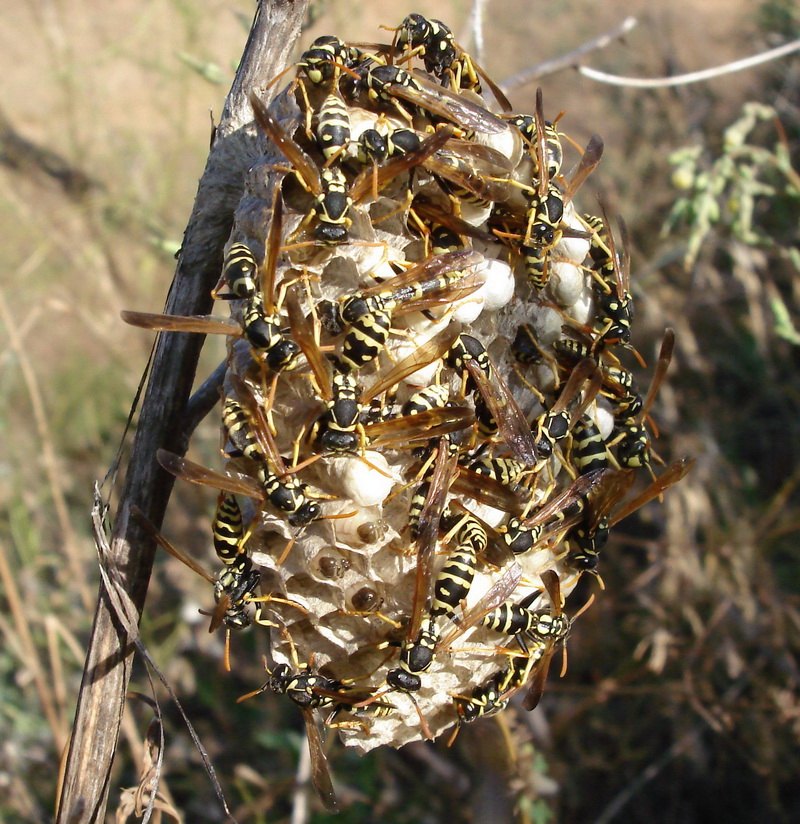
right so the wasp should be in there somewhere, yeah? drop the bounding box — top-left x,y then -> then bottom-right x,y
467,455 -> 529,488
239,629 -> 394,813
354,63 -> 509,135
211,492 -> 244,565
427,507 -> 490,622
570,413 -> 614,475
452,666 -> 511,726
409,197 -> 497,252
313,90 -> 351,162
482,582 -> 571,652
446,333 -> 539,466
497,90 -> 602,288
509,323 -> 562,392
253,93 -> 457,245
609,328 -> 675,476
297,35 -> 366,87
223,375 -> 326,527
407,503 -> 517,677
350,121 -> 512,210
530,357 -> 601,460
401,383 -> 451,416
452,571 -> 586,718
511,571 -> 576,710
563,455 -> 694,573
324,250 -> 483,372
386,436 -> 460,694
508,112 -> 563,179
219,242 -> 259,300
157,428 -> 324,531
132,507 -> 306,670
251,91 -> 354,244
287,293 -> 475,457
583,208 -> 635,350
492,467 -> 633,569
525,91 -> 602,245
122,195 -> 300,373
386,14 -> 512,110
407,434 -> 460,539
426,139 -> 514,208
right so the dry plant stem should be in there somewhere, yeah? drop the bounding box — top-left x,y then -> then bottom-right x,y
500,16 -> 638,93
54,3 -> 309,823
0,540 -> 66,751
579,35 -> 800,88
0,290 -> 92,612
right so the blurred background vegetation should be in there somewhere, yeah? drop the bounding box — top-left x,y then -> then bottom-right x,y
1,0 -> 799,822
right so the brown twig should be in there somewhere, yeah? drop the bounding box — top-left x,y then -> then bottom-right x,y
0,104 -> 100,200
54,3 -> 309,823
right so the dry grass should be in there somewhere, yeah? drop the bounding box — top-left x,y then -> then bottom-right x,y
1,0 -> 799,822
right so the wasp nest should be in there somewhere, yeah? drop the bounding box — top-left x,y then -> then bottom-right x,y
129,14 -> 691,764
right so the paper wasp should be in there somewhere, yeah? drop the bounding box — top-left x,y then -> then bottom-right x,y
492,467 -> 632,569
452,667 -> 510,726
320,250 -> 483,372
351,126 -> 513,207
426,138 -> 514,207
386,436 -> 460,694
287,294 -> 475,457
515,570 -> 573,710
296,35 -> 366,87
395,498 -> 523,692
482,580 -> 571,652
252,91 -> 353,244
467,455 -> 529,488
495,90 -> 602,288
211,492 -> 244,564
314,89 -> 351,162
570,413 -> 614,475
122,194 -> 300,373
219,379 -> 324,527
355,63 -> 509,135
378,14 -> 513,110
609,328 -> 675,475
427,507 -> 491,623
407,197 -> 497,256
220,242 -> 259,300
583,207 -> 635,350
156,440 -> 324,529
531,356 -> 602,459
564,455 -> 694,572
446,333 -> 539,466
450,571 -> 581,717
450,647 -> 544,730
132,507 -> 306,669
508,112 -> 563,180
239,628 -> 394,813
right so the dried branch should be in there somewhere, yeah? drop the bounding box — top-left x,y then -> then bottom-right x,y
0,104 -> 100,200
579,36 -> 800,88
54,3 -> 309,823
500,16 -> 638,94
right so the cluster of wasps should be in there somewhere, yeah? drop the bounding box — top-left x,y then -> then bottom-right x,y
124,14 -> 692,812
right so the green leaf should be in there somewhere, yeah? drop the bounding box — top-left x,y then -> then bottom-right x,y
771,294 -> 800,346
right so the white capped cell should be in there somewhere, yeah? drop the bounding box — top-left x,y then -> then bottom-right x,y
594,398 -> 616,440
548,260 -> 585,307
325,452 -> 396,507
